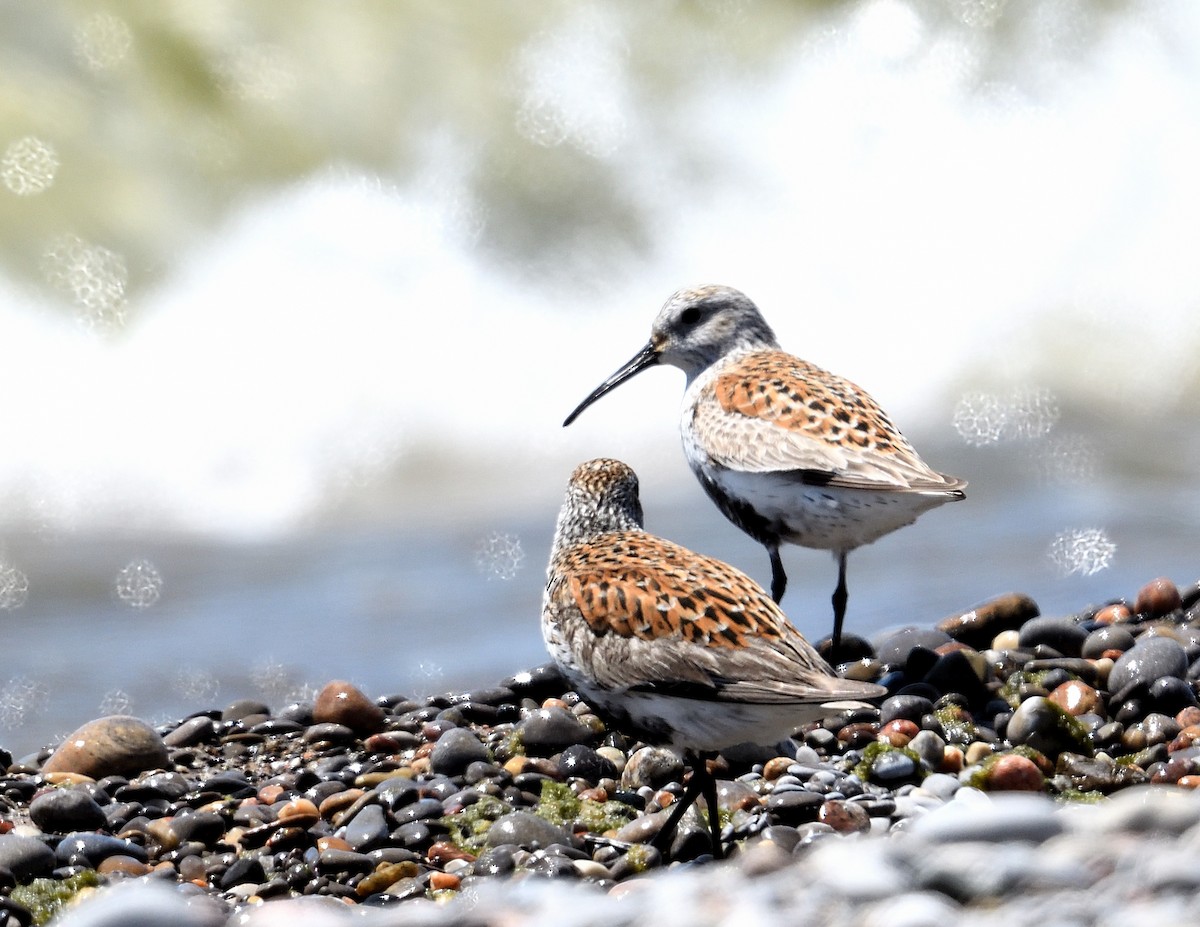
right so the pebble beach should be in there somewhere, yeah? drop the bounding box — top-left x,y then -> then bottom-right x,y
2,575 -> 1200,926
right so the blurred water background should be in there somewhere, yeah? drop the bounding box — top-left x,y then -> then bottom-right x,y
0,1 -> 1197,759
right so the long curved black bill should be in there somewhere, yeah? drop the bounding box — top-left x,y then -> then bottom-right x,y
563,341 -> 660,426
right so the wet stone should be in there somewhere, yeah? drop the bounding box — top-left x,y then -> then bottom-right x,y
875,627 -> 953,667
29,787 -> 107,833
42,716 -> 169,779
766,788 -> 824,825
880,695 -> 935,726
1136,577 -> 1183,617
1148,676 -> 1198,716
485,811 -> 573,850
303,723 -> 356,745
621,747 -> 684,790
344,803 -> 389,852
164,716 -> 217,748
557,744 -> 618,783
1110,637 -> 1189,702
517,708 -> 593,756
1083,626 -> 1136,660
0,835 -> 56,882
1006,697 -> 1089,757
313,681 -> 385,736
938,593 -> 1040,650
54,832 -> 146,868
818,799 -> 870,834
866,749 -> 920,786
430,727 -> 490,776
1018,617 -> 1087,658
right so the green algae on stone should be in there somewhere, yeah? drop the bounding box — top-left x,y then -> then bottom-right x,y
621,843 -> 656,875
535,779 -> 637,834
999,669 -> 1056,709
854,740 -> 925,783
440,794 -> 512,853
11,870 -> 101,926
933,704 -> 978,745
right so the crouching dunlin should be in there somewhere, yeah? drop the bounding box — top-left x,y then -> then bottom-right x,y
563,285 -> 966,655
542,458 -> 885,858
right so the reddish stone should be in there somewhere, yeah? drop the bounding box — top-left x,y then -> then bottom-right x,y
313,680 -> 385,736
1048,680 -> 1101,717
879,719 -> 919,747
42,715 -> 168,779
1135,578 -> 1183,618
985,754 -> 1045,792
428,841 -> 477,865
429,871 -> 461,891
1092,604 -> 1133,625
818,799 -> 871,834
837,722 -> 879,749
1168,725 -> 1200,754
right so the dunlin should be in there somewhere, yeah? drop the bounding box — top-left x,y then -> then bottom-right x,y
543,458 -> 885,857
563,285 -> 966,653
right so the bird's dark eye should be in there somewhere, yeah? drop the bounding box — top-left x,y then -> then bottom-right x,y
680,306 -> 701,325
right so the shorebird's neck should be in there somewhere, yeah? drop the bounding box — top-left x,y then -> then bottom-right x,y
678,341 -> 773,388
550,492 -> 644,560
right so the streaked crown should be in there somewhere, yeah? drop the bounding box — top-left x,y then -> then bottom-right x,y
550,458 -> 645,558
652,285 -> 780,378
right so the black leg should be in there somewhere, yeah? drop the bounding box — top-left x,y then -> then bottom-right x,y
768,544 -> 786,603
698,752 -> 723,859
831,551 -> 848,653
652,751 -> 724,859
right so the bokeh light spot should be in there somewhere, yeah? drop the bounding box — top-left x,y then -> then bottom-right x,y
474,531 -> 525,581
0,561 -> 29,610
115,558 -> 163,608
1048,527 -> 1116,577
1,137 -> 59,196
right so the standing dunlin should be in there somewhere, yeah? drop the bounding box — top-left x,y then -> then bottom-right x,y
543,458 -> 885,857
563,285 -> 966,654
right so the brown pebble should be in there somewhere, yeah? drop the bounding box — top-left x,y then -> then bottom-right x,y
1135,578 -> 1182,618
578,787 -> 608,802
429,871 -> 461,892
276,797 -> 319,827
1168,726 -> 1200,754
837,722 -> 878,749
818,799 -> 870,834
356,860 -> 420,897
1177,776 -> 1200,790
985,754 -> 1044,792
964,742 -> 994,765
940,747 -> 964,773
427,841 -> 477,865
1048,680 -> 1101,717
97,854 -> 153,877
178,855 -> 207,884
317,835 -> 352,853
364,732 -> 412,753
879,719 -> 918,747
258,783 -> 285,804
145,818 -> 180,852
1178,707 -> 1200,728
762,757 -> 793,781
313,680 -> 385,736
318,789 -> 364,820
42,715 -> 169,779
1093,603 -> 1133,625
1151,757 -> 1193,783
42,772 -> 96,786
938,593 -> 1040,649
